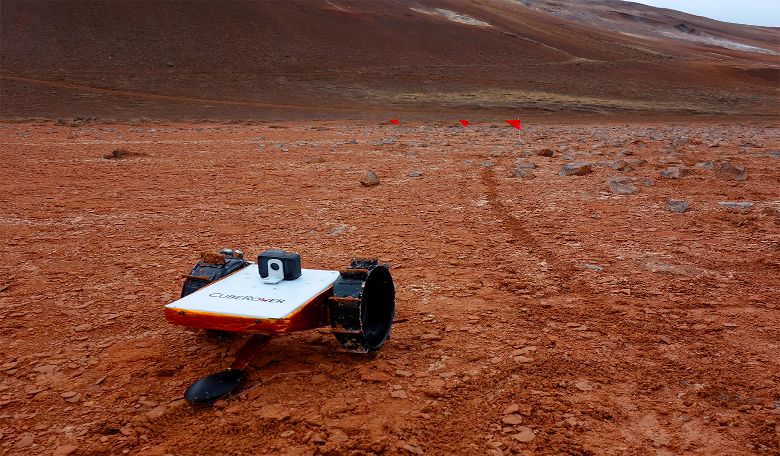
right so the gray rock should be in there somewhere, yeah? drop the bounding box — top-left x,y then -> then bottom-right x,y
767,151 -> 779,158
534,147 -> 554,157
633,177 -> 655,186
660,167 -> 685,178
480,161 -> 494,167
608,176 -> 632,184
409,171 -> 424,177
608,180 -> 638,195
666,199 -> 689,213
611,160 -> 633,172
349,139 -> 357,144
359,170 -> 380,186
406,151 -> 418,158
559,162 -> 592,176
713,163 -> 747,181
717,202 -> 754,209
696,160 -> 714,169
511,167 -> 536,179
514,162 -> 537,169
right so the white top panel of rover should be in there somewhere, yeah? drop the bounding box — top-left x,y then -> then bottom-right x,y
165,264 -> 340,319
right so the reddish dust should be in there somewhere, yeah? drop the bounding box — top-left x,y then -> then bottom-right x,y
0,121 -> 778,455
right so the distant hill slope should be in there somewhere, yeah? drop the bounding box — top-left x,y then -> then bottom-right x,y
1,0 -> 777,122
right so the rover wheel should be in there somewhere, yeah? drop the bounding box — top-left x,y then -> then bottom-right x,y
181,249 -> 250,298
329,258 -> 395,353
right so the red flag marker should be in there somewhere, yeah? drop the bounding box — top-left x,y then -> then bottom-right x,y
459,119 -> 469,127
389,119 -> 399,125
505,119 -> 521,130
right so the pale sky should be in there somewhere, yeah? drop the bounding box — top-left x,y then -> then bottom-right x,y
632,0 -> 780,27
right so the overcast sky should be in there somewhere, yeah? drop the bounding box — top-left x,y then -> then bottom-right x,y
632,0 -> 780,27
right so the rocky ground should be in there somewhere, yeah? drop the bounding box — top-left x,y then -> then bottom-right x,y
0,120 -> 778,455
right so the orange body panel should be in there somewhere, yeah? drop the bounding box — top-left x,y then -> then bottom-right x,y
165,286 -> 333,333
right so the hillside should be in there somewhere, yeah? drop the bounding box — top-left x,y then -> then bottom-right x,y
1,0 -> 778,122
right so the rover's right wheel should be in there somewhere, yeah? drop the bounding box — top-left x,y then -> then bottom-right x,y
329,258 -> 395,353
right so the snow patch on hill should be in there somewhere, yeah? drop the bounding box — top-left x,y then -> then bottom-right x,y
411,7 -> 492,27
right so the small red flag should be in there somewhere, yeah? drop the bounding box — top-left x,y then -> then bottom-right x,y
389,119 -> 399,125
505,119 -> 521,130
459,119 -> 468,127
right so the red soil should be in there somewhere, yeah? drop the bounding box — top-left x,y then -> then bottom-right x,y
0,121 -> 778,455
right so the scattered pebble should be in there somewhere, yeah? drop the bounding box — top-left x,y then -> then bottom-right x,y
574,381 -> 593,392
511,427 -> 535,442
611,160 -> 633,171
534,147 -> 554,157
666,199 -> 689,213
608,180 -> 638,195
514,356 -> 534,363
718,202 -> 754,209
713,162 -> 747,181
511,167 -> 536,179
359,170 -> 380,186
361,372 -> 391,382
559,162 -> 592,176
659,167 -> 685,178
256,404 -> 291,420
401,443 -> 424,455
502,404 -> 519,415
502,413 -> 523,425
53,445 -> 79,456
13,435 -> 34,448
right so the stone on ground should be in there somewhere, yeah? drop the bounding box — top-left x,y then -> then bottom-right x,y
559,162 -> 592,176
660,167 -> 685,178
608,180 -> 638,195
666,199 -> 689,213
534,147 -> 554,157
511,167 -> 536,179
359,170 -> 380,186
713,162 -> 747,180
611,160 -> 633,171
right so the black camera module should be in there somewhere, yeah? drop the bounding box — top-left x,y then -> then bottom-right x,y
258,249 -> 302,281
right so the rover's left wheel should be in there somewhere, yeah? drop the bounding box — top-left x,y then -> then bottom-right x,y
181,249 -> 250,298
